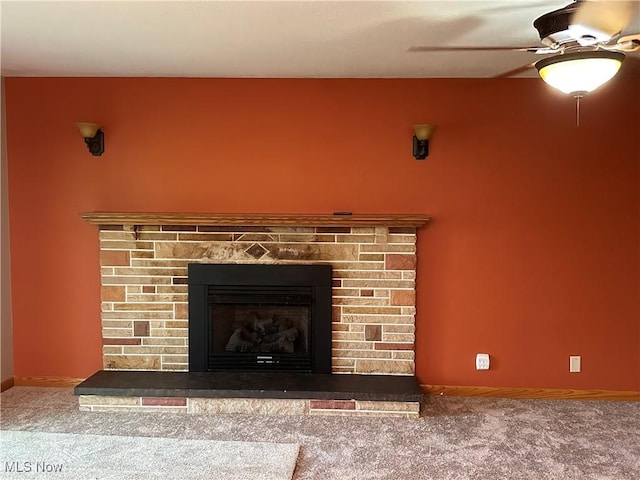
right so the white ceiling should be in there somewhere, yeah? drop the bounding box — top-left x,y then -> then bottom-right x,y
1,0 -> 638,78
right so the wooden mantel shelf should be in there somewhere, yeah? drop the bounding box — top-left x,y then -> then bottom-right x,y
81,212 -> 431,228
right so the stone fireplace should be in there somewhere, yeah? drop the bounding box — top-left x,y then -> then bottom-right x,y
77,213 -> 430,417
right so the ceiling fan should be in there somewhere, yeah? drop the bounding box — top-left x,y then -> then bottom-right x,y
409,0 -> 640,96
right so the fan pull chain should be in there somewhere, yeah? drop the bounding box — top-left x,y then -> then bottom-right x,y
575,95 -> 581,127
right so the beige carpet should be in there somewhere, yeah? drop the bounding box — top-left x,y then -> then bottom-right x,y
2,387 -> 639,479
0,430 -> 299,480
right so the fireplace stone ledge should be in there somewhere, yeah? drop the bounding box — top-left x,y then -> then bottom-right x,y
76,371 -> 423,417
75,370 -> 423,402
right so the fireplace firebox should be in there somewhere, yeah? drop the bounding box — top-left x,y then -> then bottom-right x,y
188,264 -> 332,373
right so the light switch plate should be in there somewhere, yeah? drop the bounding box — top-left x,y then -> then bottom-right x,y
570,355 -> 581,373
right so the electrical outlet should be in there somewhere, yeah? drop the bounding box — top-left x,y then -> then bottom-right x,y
570,355 -> 581,373
476,353 -> 490,370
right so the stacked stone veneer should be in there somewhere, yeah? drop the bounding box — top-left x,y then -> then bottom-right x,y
99,223 -> 418,375
79,396 -> 420,418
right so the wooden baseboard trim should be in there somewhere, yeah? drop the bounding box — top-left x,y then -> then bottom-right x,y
1,377 -> 15,392
13,376 -> 85,388
8,377 -> 638,400
422,384 -> 640,401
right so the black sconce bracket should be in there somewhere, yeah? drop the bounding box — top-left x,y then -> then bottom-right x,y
412,135 -> 429,160
84,129 -> 105,156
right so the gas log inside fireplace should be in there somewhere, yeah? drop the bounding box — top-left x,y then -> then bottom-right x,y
188,263 -> 332,373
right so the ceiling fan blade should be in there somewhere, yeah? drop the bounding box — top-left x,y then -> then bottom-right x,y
619,33 -> 640,43
408,46 -> 541,53
616,33 -> 640,51
599,33 -> 640,51
571,0 -> 637,39
493,62 -> 536,78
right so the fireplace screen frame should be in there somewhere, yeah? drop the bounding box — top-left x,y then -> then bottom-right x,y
188,263 -> 332,373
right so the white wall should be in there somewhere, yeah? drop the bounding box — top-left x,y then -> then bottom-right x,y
1,76 -> 14,384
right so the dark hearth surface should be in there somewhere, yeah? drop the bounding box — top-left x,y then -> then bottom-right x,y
75,370 -> 423,402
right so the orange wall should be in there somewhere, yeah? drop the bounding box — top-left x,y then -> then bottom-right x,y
5,77 -> 639,390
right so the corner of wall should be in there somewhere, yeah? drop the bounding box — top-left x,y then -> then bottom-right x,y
1,76 -> 14,383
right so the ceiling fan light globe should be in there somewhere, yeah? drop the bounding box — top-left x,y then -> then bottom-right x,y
535,51 -> 624,95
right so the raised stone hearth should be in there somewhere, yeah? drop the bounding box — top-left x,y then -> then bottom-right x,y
79,212 -> 430,416
76,370 -> 423,418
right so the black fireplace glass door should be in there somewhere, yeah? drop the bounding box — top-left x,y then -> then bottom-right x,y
207,287 -> 313,370
188,263 -> 332,373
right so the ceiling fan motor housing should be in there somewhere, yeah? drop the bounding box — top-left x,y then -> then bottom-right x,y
533,2 -> 613,48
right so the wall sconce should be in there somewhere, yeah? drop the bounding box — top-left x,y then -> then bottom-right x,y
76,122 -> 104,156
412,124 -> 435,160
